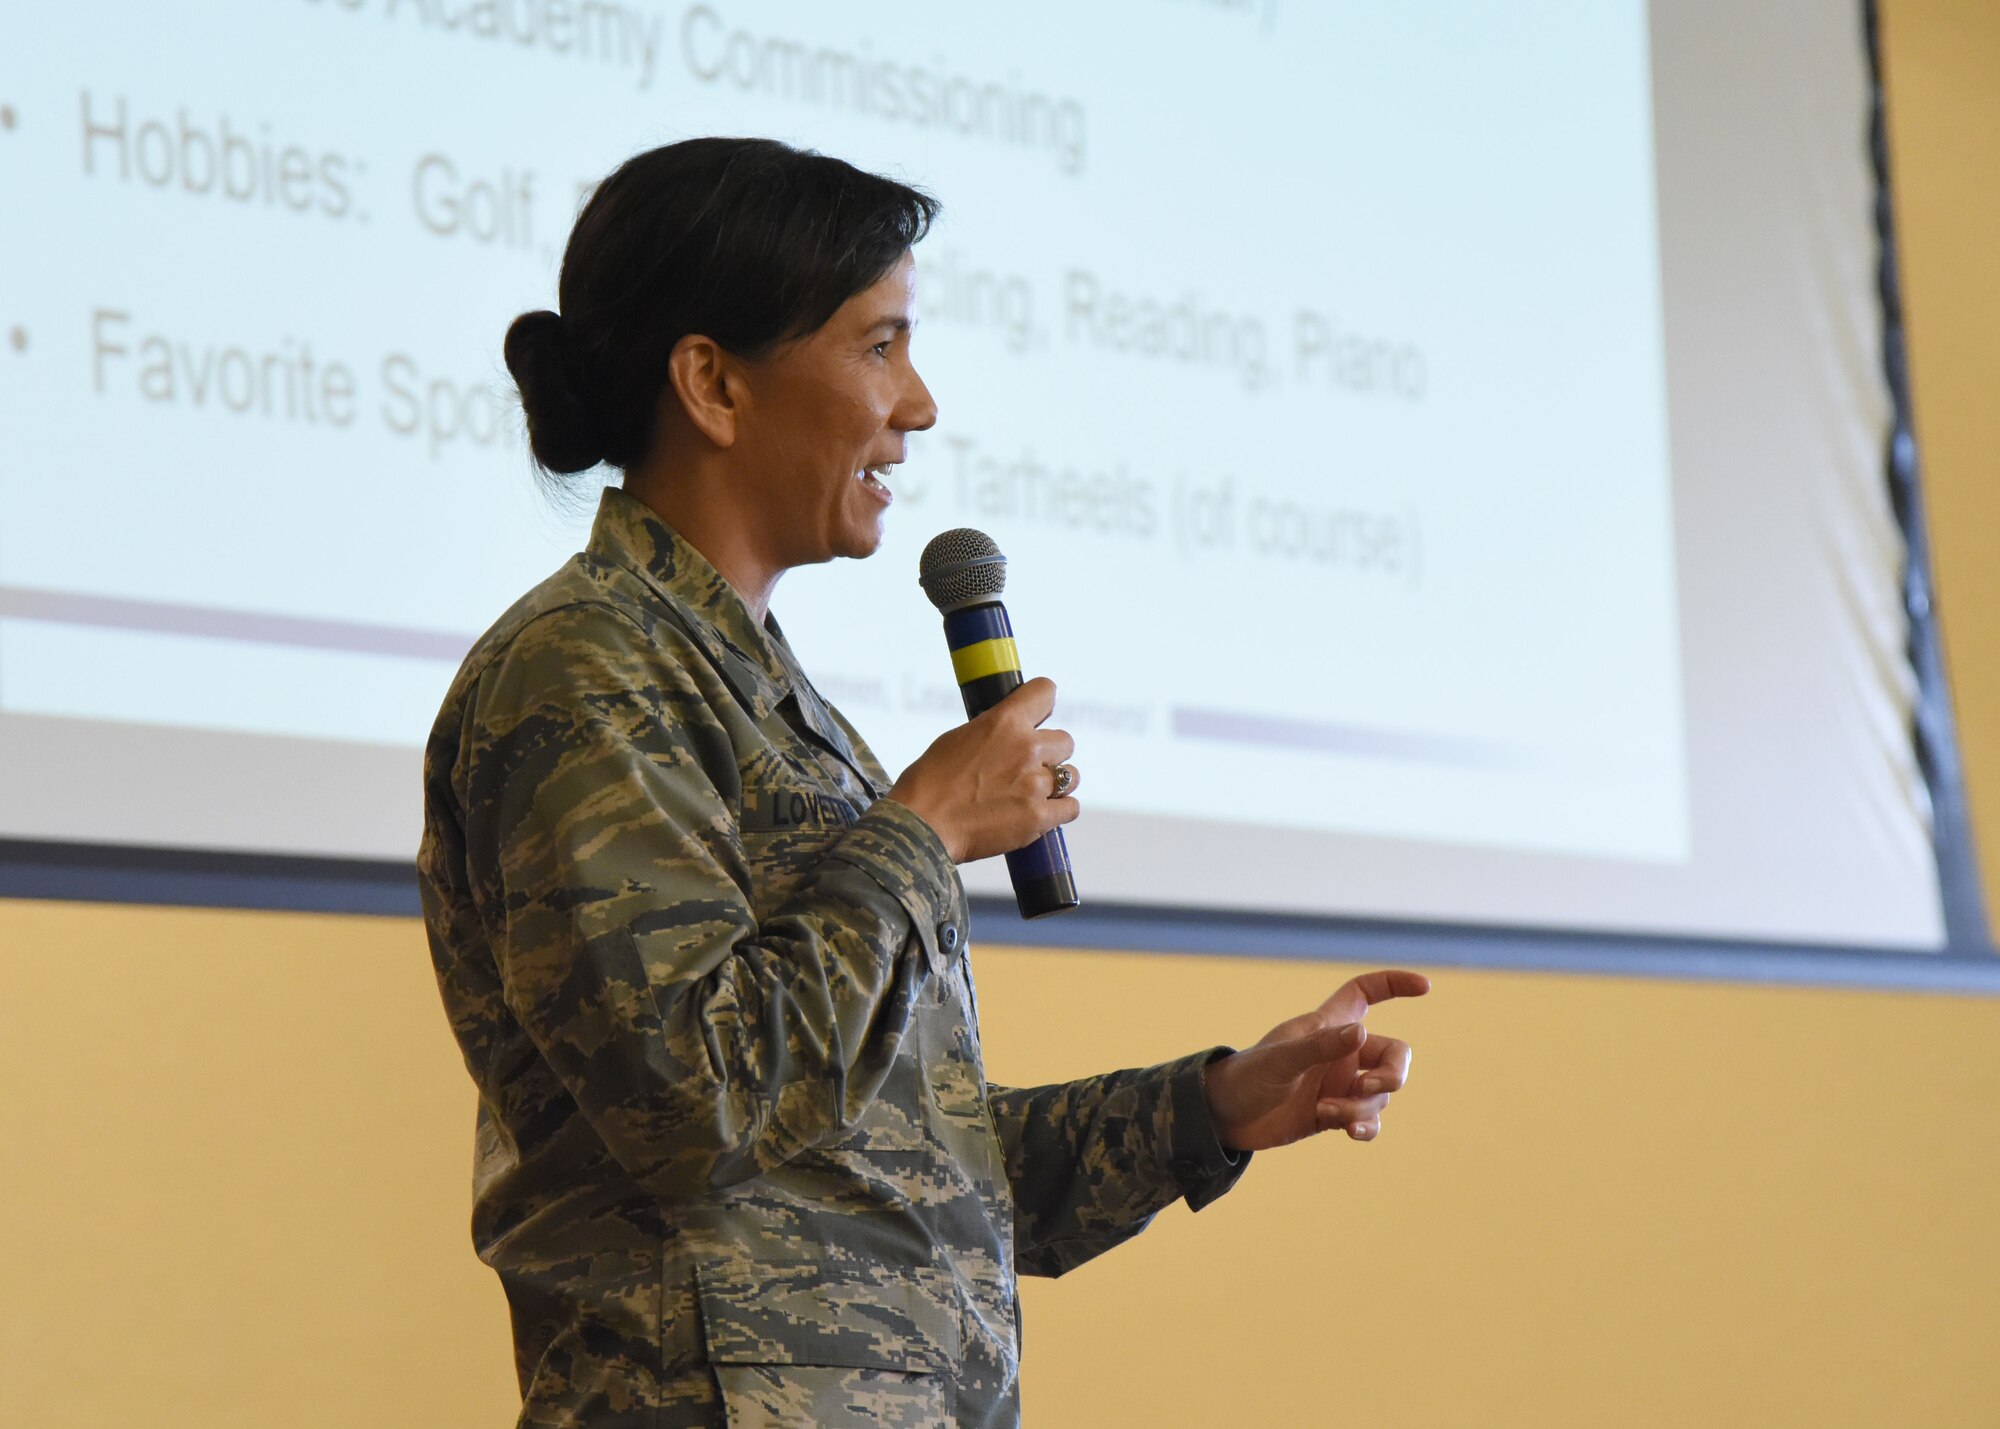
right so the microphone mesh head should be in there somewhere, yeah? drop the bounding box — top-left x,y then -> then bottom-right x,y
918,528 -> 1008,611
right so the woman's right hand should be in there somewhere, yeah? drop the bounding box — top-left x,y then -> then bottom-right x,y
885,677 -> 1080,864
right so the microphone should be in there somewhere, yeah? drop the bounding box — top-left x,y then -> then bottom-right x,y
918,528 -> 1080,920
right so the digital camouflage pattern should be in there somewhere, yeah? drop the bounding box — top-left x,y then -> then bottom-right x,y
417,486 -> 1248,1428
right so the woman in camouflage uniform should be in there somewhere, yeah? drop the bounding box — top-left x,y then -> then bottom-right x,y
418,137 -> 1426,1429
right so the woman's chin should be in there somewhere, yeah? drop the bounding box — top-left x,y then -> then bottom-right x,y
833,505 -> 891,560
840,522 -> 889,560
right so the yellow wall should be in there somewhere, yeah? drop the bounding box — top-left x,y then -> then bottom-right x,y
5,902 -> 1998,1428
6,5 -> 2000,1426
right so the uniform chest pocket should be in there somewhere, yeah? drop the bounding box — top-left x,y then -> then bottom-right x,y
735,782 -> 865,917
695,1257 -> 957,1427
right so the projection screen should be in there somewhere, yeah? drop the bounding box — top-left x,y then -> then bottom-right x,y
0,1 -> 1979,958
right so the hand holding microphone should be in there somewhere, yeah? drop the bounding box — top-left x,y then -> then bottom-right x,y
884,528 -> 1082,919
886,675 -> 1079,862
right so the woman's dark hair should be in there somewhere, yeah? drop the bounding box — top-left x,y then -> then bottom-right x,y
504,137 -> 939,483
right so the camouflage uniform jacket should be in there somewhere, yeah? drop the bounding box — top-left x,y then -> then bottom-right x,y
417,486 -> 1249,1428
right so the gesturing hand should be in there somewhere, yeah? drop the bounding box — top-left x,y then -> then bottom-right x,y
1202,969 -> 1431,1153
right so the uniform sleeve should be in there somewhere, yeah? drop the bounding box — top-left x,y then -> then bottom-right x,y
453,602 -> 957,1205
987,1050 -> 1252,1278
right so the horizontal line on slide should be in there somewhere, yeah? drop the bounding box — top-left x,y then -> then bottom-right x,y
0,585 -> 473,663
1170,704 -> 1522,768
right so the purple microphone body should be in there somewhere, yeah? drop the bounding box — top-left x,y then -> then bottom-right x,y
918,529 -> 1080,920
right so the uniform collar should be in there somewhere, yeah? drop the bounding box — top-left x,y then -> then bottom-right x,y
586,485 -> 793,717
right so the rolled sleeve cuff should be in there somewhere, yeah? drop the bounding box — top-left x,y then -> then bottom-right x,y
824,796 -> 964,951
1161,1046 -> 1252,1212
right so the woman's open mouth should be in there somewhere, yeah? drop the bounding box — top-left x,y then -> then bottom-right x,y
858,463 -> 896,501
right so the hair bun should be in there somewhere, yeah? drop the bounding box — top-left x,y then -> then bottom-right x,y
503,309 -> 604,475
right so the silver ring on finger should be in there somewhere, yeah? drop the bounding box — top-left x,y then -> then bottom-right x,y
1048,762 -> 1076,799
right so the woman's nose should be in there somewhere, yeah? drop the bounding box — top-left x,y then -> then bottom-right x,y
897,367 -> 939,433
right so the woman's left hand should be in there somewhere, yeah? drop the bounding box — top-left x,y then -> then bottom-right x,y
1202,969 -> 1431,1152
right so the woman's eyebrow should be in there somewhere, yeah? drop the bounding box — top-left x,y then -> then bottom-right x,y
866,315 -> 913,336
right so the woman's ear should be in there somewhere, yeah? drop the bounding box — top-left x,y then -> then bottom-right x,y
665,333 -> 743,449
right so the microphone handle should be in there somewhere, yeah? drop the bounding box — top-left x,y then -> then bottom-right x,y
941,599 -> 1080,920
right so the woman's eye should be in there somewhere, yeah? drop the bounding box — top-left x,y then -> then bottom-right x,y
873,341 -> 891,357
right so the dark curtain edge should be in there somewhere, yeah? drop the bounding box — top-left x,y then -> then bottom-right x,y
1865,0 -> 1992,954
